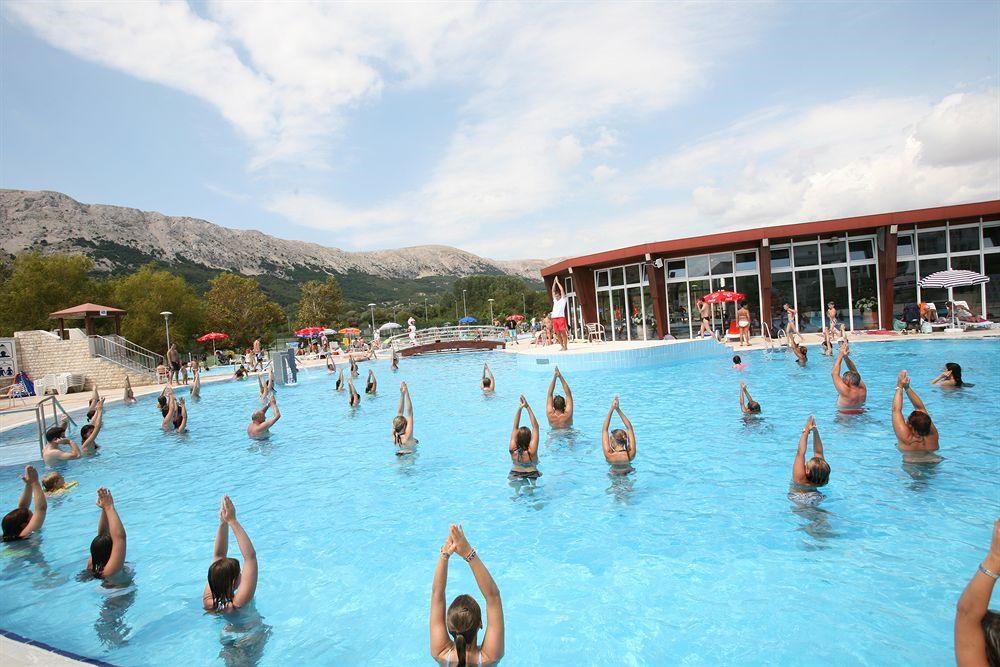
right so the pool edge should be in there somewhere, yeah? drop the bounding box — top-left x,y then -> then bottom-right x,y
0,628 -> 116,666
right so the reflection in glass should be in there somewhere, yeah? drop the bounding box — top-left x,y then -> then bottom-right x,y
596,270 -> 610,288
794,269 -> 822,332
949,226 -> 980,253
598,292 -> 612,339
918,229 -> 947,255
950,255 -> 983,315
666,260 -> 686,279
918,257 -> 948,305
624,263 -> 641,285
849,264 -> 879,330
735,251 -> 757,272
893,261 -> 917,319
689,279 -> 712,330
821,240 -> 846,265
770,247 -> 791,269
771,272 -> 795,331
610,267 -> 625,287
710,253 -> 733,275
821,267 -> 849,330
611,289 -> 628,341
984,225 -> 1000,249
666,283 -> 691,338
626,286 -> 646,341
640,284 -> 654,340
849,240 -> 875,261
687,255 -> 710,277
986,253 -> 1000,320
794,243 -> 819,267
896,234 -> 914,257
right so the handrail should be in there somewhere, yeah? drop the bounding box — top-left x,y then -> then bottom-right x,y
761,322 -> 774,351
89,335 -> 164,376
383,325 -> 508,352
1,396 -> 77,458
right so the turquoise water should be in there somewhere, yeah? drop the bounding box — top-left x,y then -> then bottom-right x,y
0,339 -> 998,665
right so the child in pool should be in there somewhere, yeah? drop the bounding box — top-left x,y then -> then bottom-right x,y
42,472 -> 78,496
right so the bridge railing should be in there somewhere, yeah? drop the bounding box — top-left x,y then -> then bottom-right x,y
89,334 -> 163,377
383,326 -> 508,352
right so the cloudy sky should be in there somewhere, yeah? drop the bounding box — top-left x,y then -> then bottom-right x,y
2,1 -> 998,260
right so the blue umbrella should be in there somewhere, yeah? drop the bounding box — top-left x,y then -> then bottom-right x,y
459,316 -> 478,324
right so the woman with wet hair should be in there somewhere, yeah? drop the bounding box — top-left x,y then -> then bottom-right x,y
87,488 -> 126,579
190,366 -> 202,399
955,518 -> 1000,667
2,466 -> 47,542
123,376 -> 137,405
202,495 -> 258,613
348,377 -> 361,408
932,362 -> 969,388
81,397 -> 105,453
892,371 -> 939,452
739,382 -> 761,414
430,524 -> 504,666
788,415 -> 830,505
392,382 -> 416,455
602,395 -> 636,474
336,367 -> 345,392
508,396 -> 540,480
365,369 -> 378,395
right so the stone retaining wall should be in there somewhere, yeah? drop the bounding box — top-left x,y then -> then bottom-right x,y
13,330 -> 157,392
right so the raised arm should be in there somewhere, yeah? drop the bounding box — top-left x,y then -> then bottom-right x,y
97,488 -> 127,577
546,370 -> 559,411
831,347 -> 848,390
601,398 -> 616,456
811,424 -> 824,459
397,383 -> 405,416
263,396 -> 281,427
523,399 -> 540,457
451,525 -> 504,664
203,498 -> 230,610
739,382 -> 748,414
618,403 -> 637,455
161,390 -> 177,429
403,385 -> 414,437
905,384 -> 929,415
176,399 -> 188,432
955,518 -> 1000,667
559,370 -> 573,413
509,402 -> 525,451
792,416 -> 814,484
84,399 -> 105,448
429,530 -> 454,659
20,467 -> 47,537
892,371 -> 910,440
49,436 -> 82,460
227,505 -> 258,608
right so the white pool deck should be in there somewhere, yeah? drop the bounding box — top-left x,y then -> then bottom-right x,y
0,634 -> 94,666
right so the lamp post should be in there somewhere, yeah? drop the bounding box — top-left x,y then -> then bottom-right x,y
522,293 -> 527,316
424,298 -> 428,321
462,290 -> 468,318
488,298 -> 495,324
160,311 -> 173,349
368,303 -> 376,337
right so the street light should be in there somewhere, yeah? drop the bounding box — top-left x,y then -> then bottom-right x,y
424,298 -> 428,321
522,293 -> 527,316
462,290 -> 467,318
488,298 -> 495,324
368,303 -> 376,337
159,311 -> 172,349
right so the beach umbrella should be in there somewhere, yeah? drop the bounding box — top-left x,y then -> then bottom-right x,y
196,331 -> 228,353
702,290 -> 745,304
459,316 -> 478,324
379,322 -> 402,332
505,314 -> 524,321
339,327 -> 362,336
919,269 -> 990,331
295,327 -> 325,337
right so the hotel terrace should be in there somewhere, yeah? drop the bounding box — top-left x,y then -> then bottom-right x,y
540,200 -> 1000,342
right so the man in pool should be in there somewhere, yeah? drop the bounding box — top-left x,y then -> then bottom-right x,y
247,395 -> 281,438
481,363 -> 495,393
545,366 -> 573,428
892,370 -> 939,453
789,333 -> 808,365
831,340 -> 867,411
42,424 -> 82,465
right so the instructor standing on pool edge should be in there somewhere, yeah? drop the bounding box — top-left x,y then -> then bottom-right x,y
550,277 -> 569,351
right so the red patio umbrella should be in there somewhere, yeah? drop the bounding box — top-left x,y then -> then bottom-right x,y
702,290 -> 745,304
295,327 -> 325,337
505,314 -> 524,321
196,331 -> 229,353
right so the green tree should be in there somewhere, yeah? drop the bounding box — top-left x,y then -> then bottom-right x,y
205,273 -> 285,348
294,276 -> 345,329
0,252 -> 99,335
109,265 -> 205,353
449,276 -> 547,324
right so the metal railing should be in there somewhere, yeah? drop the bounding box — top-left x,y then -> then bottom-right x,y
1,396 -> 77,459
89,334 -> 164,377
384,325 -> 508,352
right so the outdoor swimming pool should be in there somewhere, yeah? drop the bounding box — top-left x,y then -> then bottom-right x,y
0,339 -> 997,665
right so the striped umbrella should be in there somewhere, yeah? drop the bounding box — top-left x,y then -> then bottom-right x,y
918,269 -> 990,330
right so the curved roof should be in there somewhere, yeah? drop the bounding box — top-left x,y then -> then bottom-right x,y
49,303 -> 126,319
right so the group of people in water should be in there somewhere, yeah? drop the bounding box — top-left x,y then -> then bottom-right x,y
2,330 -> 995,666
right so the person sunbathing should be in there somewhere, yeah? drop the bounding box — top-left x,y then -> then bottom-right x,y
430,524 -> 504,667
2,466 -> 47,542
831,341 -> 867,412
601,395 -> 636,474
202,495 -> 258,613
545,366 -> 573,428
508,396 -> 540,480
892,371 -> 939,453
392,382 -> 417,455
788,415 -> 830,506
247,396 -> 280,438
86,488 -> 127,581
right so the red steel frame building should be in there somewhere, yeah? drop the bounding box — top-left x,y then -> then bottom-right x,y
540,200 -> 1000,342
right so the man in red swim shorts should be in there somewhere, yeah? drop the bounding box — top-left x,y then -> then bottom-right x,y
550,277 -> 569,351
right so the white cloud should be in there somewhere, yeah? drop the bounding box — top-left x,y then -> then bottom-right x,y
591,165 -> 618,184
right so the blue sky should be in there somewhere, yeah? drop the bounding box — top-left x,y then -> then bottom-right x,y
2,2 -> 997,260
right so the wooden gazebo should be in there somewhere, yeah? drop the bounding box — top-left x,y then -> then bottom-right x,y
49,303 -> 126,339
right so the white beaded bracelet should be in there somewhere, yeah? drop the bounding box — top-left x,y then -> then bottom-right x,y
979,564 -> 999,580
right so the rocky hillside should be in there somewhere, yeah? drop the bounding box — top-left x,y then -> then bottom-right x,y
0,189 -> 551,304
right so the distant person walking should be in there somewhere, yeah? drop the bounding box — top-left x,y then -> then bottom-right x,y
550,278 -> 569,351
167,343 -> 181,385
408,317 -> 417,344
697,299 -> 711,337
737,302 -> 751,347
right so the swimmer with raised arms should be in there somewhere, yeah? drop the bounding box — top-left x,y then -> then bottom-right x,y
202,495 -> 258,613
892,370 -> 939,453
545,366 -> 573,428
393,382 -> 416,455
831,341 -> 867,412
481,363 -> 495,393
508,396 -> 540,480
601,395 -> 636,474
247,395 -> 280,438
86,488 -> 127,581
788,415 -> 830,505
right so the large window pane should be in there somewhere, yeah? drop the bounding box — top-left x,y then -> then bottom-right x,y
849,239 -> 875,262
611,289 -> 628,341
667,283 -> 691,339
950,226 -> 980,253
625,264 -> 641,285
666,260 -> 686,279
919,257 -> 948,306
565,276 -> 574,294
625,287 -> 645,340
918,229 -> 947,255
735,275 -> 761,336
984,226 -> 1000,250
951,255 -> 983,316
688,255 -> 710,277
771,272 -> 795,332
986,253 -> 1000,320
794,269 -> 822,332
794,243 -> 819,267
597,292 -> 613,338
712,276 -> 733,292
710,253 -> 733,276
610,267 -> 625,287
896,234 -> 914,257
640,284 -> 654,340
689,279 -> 713,332
822,266 -> 849,329
735,251 -> 757,272
821,240 -> 846,265
770,247 -> 791,269
893,261 -> 917,320
849,264 -> 879,330
597,270 -> 609,288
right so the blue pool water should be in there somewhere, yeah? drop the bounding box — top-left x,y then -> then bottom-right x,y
0,339 -> 998,665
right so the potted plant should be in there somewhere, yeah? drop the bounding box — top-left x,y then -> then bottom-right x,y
854,296 -> 877,327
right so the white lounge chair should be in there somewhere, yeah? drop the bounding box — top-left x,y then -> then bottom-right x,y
952,300 -> 995,330
1,381 -> 29,407
586,322 -> 606,342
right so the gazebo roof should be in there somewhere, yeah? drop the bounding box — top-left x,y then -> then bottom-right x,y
49,303 -> 127,319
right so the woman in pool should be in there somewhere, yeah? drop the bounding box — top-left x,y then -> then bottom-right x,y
481,363 -> 495,393
87,488 -> 127,580
190,366 -> 201,399
392,382 -> 416,455
892,371 -> 939,452
348,377 -> 361,408
430,524 -> 504,667
2,466 -> 47,542
391,349 -> 399,371
601,395 -> 636,474
737,302 -> 751,347
955,517 -> 1000,667
932,362 -> 969,388
123,376 -> 137,405
234,365 -> 247,381
739,382 -> 761,414
732,355 -> 746,371
508,396 -> 540,480
788,415 -> 830,505
336,367 -> 345,392
820,328 -> 833,356
366,369 -> 377,395
789,333 -> 808,365
81,397 -> 105,454
350,356 -> 359,378
203,495 -> 258,613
